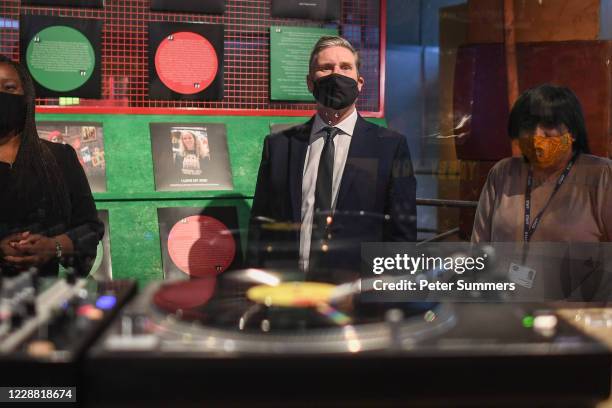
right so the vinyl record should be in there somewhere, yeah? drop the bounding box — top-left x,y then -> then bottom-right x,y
150,271 -> 355,331
151,265 -> 440,334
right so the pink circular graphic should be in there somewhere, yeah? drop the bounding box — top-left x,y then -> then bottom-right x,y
167,215 -> 235,277
154,31 -> 219,95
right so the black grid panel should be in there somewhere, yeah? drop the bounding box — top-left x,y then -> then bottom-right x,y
0,0 -> 382,114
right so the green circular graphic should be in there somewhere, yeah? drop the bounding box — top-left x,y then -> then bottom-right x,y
26,25 -> 95,92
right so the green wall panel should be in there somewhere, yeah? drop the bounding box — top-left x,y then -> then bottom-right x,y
95,198 -> 252,287
36,113 -> 386,285
37,114 -> 385,200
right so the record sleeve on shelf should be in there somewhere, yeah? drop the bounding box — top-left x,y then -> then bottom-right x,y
21,0 -> 103,7
150,122 -> 233,191
91,209 -> 113,281
150,0 -> 224,14
148,22 -> 224,101
270,123 -> 301,134
20,15 -> 102,98
271,0 -> 340,21
157,206 -> 243,280
37,121 -> 107,192
270,26 -> 338,101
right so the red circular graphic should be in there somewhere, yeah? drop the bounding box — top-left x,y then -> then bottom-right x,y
167,215 -> 235,277
154,31 -> 219,95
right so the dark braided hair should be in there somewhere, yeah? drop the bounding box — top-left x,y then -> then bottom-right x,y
0,55 -> 71,221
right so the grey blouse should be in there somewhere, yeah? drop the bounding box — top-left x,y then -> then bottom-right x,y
472,154 -> 612,243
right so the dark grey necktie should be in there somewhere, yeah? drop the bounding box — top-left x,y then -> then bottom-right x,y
314,127 -> 339,214
309,127 -> 339,274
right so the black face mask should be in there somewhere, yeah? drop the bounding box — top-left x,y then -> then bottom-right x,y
0,92 -> 28,139
312,73 -> 359,110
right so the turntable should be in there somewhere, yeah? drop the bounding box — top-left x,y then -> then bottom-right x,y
83,269 -> 611,407
96,271 -> 454,355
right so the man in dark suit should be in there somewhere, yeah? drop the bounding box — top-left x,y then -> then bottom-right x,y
249,36 -> 416,281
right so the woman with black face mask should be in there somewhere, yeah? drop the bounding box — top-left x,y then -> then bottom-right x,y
0,55 -> 103,276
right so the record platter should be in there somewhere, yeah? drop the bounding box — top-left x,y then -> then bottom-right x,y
100,269 -> 455,354
84,269 -> 611,407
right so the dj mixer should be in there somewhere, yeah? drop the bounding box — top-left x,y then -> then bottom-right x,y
0,268 -> 136,389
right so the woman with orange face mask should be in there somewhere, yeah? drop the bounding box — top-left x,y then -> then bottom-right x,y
472,84 -> 612,243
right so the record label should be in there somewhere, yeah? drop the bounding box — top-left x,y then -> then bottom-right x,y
247,282 -> 335,308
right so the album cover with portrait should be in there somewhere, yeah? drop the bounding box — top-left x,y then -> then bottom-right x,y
148,22 -> 224,101
158,206 -> 243,280
150,122 -> 233,191
20,15 -> 102,98
37,121 -> 107,192
151,0 -> 224,14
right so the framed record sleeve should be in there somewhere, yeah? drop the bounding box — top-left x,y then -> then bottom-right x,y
37,121 -> 107,192
150,122 -> 233,191
151,0 -> 224,14
270,122 -> 301,134
20,15 -> 102,98
271,0 -> 340,21
21,0 -> 103,7
148,22 -> 224,101
158,207 -> 243,280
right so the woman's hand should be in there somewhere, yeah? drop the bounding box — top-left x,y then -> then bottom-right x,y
4,233 -> 57,267
0,232 -> 27,259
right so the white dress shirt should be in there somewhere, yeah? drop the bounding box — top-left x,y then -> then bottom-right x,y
299,109 -> 358,273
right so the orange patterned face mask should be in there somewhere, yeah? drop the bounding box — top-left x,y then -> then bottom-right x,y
518,133 -> 573,169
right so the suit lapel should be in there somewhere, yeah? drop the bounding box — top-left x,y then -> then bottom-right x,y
336,115 -> 375,210
289,117 -> 314,222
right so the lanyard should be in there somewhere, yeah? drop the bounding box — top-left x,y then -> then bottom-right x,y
523,154 -> 577,242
